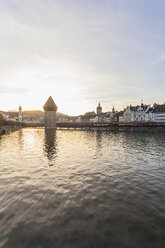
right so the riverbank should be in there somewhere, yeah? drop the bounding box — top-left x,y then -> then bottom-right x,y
0,125 -> 22,135
2,121 -> 165,133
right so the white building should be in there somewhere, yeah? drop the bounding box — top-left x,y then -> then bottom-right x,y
145,107 -> 155,122
59,117 -> 68,123
122,104 -> 154,122
90,116 -> 99,123
75,117 -> 81,123
3,114 -> 17,122
154,104 -> 165,122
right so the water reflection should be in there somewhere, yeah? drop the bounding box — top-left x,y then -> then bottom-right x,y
121,132 -> 165,154
1,129 -> 165,248
0,135 -> 2,148
18,129 -> 24,149
44,129 -> 57,165
95,131 -> 103,157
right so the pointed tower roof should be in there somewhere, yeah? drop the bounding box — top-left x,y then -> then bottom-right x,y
19,105 -> 22,111
43,96 -> 58,111
97,102 -> 102,109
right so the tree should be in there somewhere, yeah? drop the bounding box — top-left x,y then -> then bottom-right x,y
0,113 -> 5,126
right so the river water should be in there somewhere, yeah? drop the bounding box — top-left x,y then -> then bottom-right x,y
0,128 -> 165,248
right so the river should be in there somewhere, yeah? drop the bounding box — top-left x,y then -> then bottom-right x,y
0,128 -> 165,248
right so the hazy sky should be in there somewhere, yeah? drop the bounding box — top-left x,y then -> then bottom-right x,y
1,0 -> 165,115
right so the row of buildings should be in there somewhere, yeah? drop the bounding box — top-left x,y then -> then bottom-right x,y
119,103 -> 165,123
58,103 -> 117,123
2,106 -> 44,124
68,102 -> 165,123
2,101 -> 165,124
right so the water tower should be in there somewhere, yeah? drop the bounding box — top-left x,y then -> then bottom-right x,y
43,96 -> 58,129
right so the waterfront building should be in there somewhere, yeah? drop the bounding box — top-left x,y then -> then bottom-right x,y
145,107 -> 155,122
123,106 -> 136,122
154,104 -> 165,122
43,96 -> 58,129
82,112 -> 96,122
59,117 -> 68,123
122,104 -> 153,122
76,117 -> 81,123
90,116 -> 99,123
118,111 -> 125,122
3,112 -> 17,122
65,116 -> 81,123
80,104 -> 117,123
113,112 -> 119,122
132,104 -> 154,122
18,106 -> 23,122
102,112 -> 115,123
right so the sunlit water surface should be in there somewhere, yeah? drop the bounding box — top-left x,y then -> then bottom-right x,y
0,129 -> 165,248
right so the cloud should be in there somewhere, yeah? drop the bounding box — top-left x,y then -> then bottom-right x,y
0,83 -> 28,94
0,0 -> 165,113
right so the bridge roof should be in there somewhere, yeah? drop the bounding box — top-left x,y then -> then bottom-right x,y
43,96 -> 58,111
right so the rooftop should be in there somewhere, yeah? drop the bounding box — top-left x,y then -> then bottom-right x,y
154,104 -> 165,113
43,96 -> 58,111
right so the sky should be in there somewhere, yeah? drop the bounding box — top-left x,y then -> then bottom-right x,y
0,0 -> 165,115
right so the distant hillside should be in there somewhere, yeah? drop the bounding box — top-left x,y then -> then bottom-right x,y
1,111 -> 18,117
0,110 -> 68,119
23,110 -> 44,118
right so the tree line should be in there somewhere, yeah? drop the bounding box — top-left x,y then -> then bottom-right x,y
0,113 -> 5,126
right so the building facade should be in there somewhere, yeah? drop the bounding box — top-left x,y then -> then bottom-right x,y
121,104 -> 154,123
154,104 -> 165,122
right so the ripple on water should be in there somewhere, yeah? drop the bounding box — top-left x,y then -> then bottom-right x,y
0,129 -> 165,248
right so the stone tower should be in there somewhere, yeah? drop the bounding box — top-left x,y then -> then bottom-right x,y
112,106 -> 115,114
96,103 -> 102,115
18,106 -> 23,122
43,96 -> 58,129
